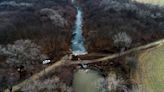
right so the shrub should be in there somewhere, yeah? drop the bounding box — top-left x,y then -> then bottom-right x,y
113,32 -> 132,49
40,8 -> 68,27
99,0 -> 163,18
92,77 -> 107,92
0,40 -> 48,69
126,56 -> 138,77
21,77 -> 72,92
0,1 -> 33,7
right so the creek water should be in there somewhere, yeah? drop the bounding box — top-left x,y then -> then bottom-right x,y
70,0 -> 131,92
71,1 -> 105,92
71,0 -> 87,56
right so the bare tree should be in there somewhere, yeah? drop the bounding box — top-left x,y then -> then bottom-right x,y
106,73 -> 126,92
113,32 -> 132,51
92,77 -> 108,92
99,0 -> 163,18
40,8 -> 68,27
0,1 -> 33,7
0,40 -> 47,69
21,77 -> 72,92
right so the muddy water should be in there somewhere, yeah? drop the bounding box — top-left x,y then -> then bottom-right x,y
73,69 -> 106,92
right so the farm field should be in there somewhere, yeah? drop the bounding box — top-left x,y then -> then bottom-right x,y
137,45 -> 164,92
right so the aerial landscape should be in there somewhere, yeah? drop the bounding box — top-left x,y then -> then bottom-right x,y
0,0 -> 163,92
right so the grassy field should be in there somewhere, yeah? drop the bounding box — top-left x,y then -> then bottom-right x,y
136,45 -> 164,92
134,0 -> 164,6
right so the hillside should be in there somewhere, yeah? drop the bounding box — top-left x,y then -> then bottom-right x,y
0,0 -> 164,92
0,0 -> 76,60
0,0 -> 76,91
80,0 -> 164,53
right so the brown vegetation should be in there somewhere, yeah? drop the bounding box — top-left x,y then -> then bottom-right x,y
80,0 -> 164,53
0,0 -> 76,61
0,0 -> 76,91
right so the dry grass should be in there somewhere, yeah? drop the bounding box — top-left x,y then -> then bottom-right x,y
136,45 -> 164,92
